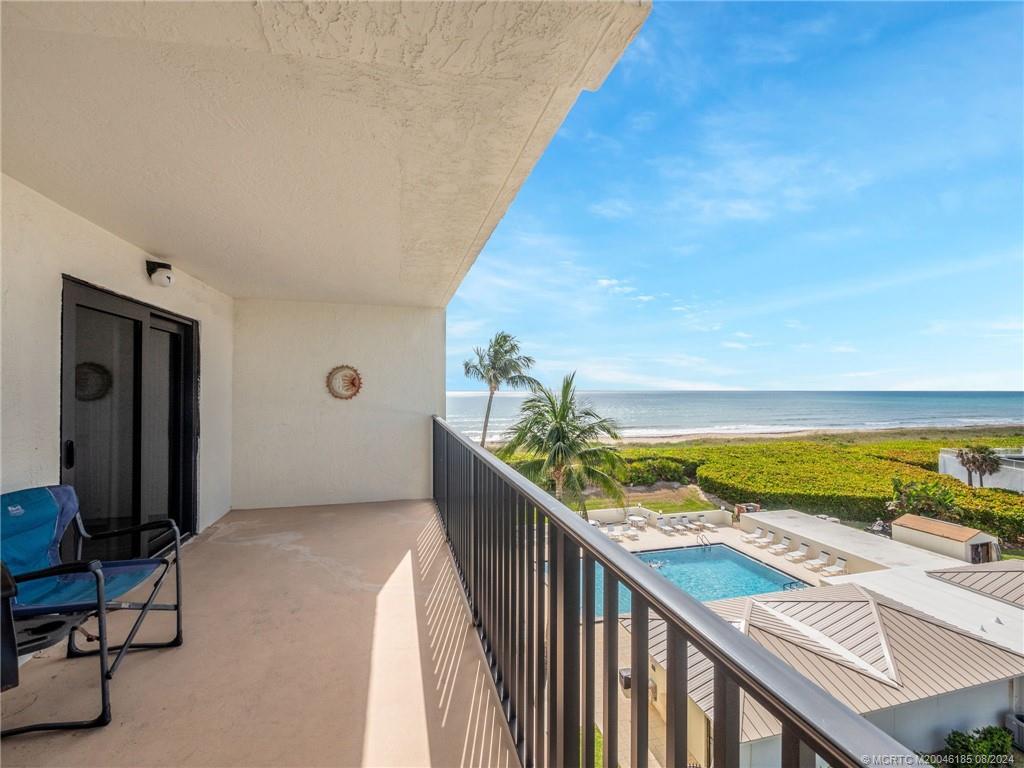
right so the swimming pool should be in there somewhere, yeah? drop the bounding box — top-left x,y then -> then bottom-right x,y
594,544 -> 803,618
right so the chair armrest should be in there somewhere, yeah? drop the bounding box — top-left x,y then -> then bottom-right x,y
13,560 -> 102,583
87,519 -> 180,541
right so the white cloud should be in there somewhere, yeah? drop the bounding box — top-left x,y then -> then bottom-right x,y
734,331 -> 753,338
831,344 -> 858,354
595,278 -> 637,294
633,295 -> 656,303
589,198 -> 634,220
628,111 -> 658,132
722,341 -> 748,350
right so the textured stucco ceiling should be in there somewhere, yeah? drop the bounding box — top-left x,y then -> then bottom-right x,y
2,2 -> 648,307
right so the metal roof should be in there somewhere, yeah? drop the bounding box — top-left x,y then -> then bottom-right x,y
622,583 -> 1024,743
928,560 -> 1024,607
891,514 -> 989,542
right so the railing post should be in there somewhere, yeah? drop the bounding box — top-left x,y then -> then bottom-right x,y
603,570 -> 619,768
713,664 -> 740,768
665,625 -> 688,768
555,529 -> 580,768
582,554 -> 596,768
782,723 -> 816,768
630,593 -> 649,768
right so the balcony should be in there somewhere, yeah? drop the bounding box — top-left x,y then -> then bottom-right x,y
2,419 -> 919,767
1,500 -> 518,767
3,419 -> 920,767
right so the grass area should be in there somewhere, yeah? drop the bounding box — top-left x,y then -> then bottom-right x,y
613,429 -> 1024,542
1003,548 -> 1024,561
585,485 -> 716,515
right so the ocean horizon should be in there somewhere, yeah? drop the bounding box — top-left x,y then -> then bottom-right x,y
445,390 -> 1024,442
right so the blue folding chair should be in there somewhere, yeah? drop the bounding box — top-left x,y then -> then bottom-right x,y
0,485 -> 183,736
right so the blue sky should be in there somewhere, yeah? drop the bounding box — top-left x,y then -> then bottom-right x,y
447,2 -> 1023,392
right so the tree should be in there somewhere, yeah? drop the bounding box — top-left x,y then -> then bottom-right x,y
955,447 -> 977,487
462,331 -> 539,447
955,445 -> 1002,487
972,446 -> 1001,488
885,478 -> 958,520
497,373 -> 624,518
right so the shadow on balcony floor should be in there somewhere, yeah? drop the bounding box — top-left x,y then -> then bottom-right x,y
1,500 -> 517,767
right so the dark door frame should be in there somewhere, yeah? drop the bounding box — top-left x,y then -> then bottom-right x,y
60,275 -> 200,551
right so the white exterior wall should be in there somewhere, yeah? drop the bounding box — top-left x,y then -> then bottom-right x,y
891,526 -> 970,561
864,680 -> 1015,754
0,176 -> 234,531
231,299 -> 445,509
939,451 -> 1024,493
737,681 -> 1016,766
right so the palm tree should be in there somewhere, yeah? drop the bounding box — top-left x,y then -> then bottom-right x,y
955,447 -> 977,487
463,331 -> 539,447
972,445 -> 1001,488
497,373 -> 624,517
956,445 -> 1002,487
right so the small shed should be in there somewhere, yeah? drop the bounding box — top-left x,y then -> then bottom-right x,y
891,514 -> 999,563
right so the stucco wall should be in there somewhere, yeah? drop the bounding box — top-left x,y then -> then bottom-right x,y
939,451 -> 1024,493
864,680 -> 1015,753
0,175 -> 234,531
231,299 -> 445,509
892,525 -> 970,561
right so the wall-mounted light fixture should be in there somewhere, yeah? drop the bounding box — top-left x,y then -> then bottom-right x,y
146,260 -> 174,287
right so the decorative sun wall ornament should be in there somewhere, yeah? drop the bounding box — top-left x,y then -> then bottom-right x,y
326,365 -> 362,400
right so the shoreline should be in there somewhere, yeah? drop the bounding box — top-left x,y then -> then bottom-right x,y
480,423 -> 1024,449
612,423 -> 1024,446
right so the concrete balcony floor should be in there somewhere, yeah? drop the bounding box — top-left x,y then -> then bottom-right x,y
1,501 -> 517,767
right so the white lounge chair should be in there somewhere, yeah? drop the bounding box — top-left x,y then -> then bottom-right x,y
655,516 -> 675,535
607,525 -> 623,542
785,542 -> 810,562
754,530 -> 775,548
804,551 -> 831,571
698,514 -> 718,532
624,526 -> 640,541
768,536 -> 792,555
741,526 -> 764,544
669,517 -> 689,534
684,516 -> 702,533
822,557 -> 848,577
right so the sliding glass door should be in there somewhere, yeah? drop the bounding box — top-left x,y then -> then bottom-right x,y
60,278 -> 197,558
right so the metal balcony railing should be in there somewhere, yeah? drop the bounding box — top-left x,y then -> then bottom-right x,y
431,417 -> 918,768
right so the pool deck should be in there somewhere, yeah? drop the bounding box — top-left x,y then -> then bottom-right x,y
616,524 -> 824,587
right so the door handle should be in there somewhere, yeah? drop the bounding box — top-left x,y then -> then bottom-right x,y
63,440 -> 75,469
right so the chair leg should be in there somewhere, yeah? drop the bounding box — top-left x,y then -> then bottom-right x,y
67,557 -> 183,668
2,577 -> 111,736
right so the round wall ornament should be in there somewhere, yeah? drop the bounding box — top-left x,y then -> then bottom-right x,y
75,362 -> 113,401
326,365 -> 363,400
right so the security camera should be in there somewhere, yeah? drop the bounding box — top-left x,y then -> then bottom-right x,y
146,260 -> 175,287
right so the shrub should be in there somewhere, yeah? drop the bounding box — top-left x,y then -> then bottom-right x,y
886,478 -> 958,520
942,725 -> 1012,758
618,456 -> 696,486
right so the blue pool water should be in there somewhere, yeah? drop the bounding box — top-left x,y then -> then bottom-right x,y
594,544 -> 802,618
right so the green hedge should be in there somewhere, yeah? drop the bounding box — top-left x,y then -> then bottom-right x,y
621,440 -> 1024,542
501,436 -> 1024,542
615,455 -> 698,486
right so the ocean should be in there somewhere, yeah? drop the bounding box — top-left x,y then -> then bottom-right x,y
445,390 -> 1024,442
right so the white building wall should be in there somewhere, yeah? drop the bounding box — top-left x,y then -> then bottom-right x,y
939,451 -> 1024,493
864,680 -> 1015,754
0,176 -> 234,530
231,299 -> 445,509
891,526 -> 969,560
737,681 -> 1016,766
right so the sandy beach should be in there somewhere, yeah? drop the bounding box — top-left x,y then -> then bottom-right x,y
612,423 -> 1024,446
